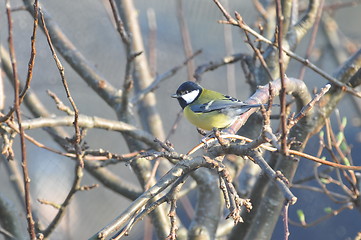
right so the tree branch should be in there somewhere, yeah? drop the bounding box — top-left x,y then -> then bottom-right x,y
22,0 -> 121,108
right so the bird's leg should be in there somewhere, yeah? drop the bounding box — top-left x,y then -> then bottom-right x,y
197,128 -> 218,148
196,128 -> 231,149
196,127 -> 208,136
200,132 -> 215,148
213,128 -> 230,147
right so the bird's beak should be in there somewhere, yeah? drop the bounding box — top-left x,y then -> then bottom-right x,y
171,93 -> 179,98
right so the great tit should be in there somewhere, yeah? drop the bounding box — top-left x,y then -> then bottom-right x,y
171,81 -> 264,131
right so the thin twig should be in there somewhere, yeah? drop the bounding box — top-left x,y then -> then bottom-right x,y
37,9 -> 86,238
222,0 -> 236,97
292,183 -> 349,201
243,30 -> 273,81
0,0 -> 39,123
288,83 -> 331,128
289,203 -> 353,228
109,0 -> 135,119
47,90 -> 75,115
187,134 -> 361,171
249,151 -> 297,204
212,0 -> 361,98
22,0 -> 39,99
166,176 -> 186,240
41,163 -> 84,238
313,164 -> 348,203
1,36 -> 143,205
109,0 -> 130,45
204,156 -> 252,223
113,0 -> 166,141
22,0 -> 120,108
144,158 -> 161,190
5,1 -> 36,239
40,9 -> 83,167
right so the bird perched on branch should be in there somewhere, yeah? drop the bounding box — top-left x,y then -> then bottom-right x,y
171,81 -> 265,131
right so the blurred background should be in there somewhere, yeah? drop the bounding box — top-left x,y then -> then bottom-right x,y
0,0 -> 361,239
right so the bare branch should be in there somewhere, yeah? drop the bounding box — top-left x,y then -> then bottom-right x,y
115,0 -> 165,140
90,156 -> 206,240
212,0 -> 361,97
40,9 -> 83,167
22,0 -> 121,108
19,115 -> 158,148
1,46 -> 142,202
226,77 -> 312,134
5,1 -> 36,238
250,151 -> 296,204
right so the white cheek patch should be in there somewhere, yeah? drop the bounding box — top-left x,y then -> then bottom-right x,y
181,90 -> 200,104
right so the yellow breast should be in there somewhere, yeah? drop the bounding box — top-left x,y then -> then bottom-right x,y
183,106 -> 234,130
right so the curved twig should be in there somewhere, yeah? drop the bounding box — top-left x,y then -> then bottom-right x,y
5,1 -> 36,239
22,0 -> 120,108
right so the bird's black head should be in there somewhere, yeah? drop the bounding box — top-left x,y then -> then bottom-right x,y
171,81 -> 203,109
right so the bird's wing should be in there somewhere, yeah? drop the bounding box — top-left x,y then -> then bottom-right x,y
190,98 -> 258,113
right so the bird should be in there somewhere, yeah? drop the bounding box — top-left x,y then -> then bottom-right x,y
171,81 -> 265,131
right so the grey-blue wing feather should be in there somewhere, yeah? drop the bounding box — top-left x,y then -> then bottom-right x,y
190,99 -> 262,114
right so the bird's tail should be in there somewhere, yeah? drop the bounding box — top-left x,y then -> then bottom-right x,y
241,103 -> 279,109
